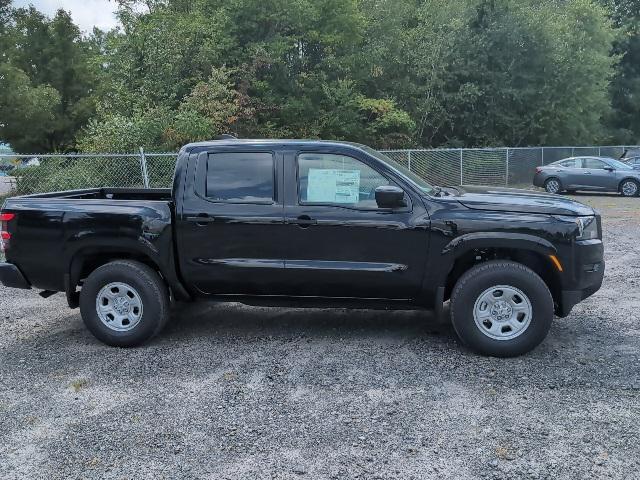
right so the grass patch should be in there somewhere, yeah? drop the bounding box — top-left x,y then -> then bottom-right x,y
70,378 -> 89,392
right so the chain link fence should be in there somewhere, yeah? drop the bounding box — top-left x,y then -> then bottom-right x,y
0,145 -> 638,198
384,145 -> 638,188
0,151 -> 176,198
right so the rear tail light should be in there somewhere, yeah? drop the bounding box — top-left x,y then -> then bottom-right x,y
0,212 -> 15,252
535,167 -> 543,174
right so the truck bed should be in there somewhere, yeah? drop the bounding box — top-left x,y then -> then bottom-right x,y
1,187 -> 177,294
17,187 -> 172,201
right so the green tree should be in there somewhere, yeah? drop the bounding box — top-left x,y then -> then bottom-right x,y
359,0 -> 616,147
603,0 -> 640,143
0,5 -> 97,152
0,64 -> 61,152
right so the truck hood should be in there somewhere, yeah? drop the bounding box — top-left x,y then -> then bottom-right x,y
446,185 -> 594,216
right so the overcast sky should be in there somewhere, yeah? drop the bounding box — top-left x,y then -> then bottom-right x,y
13,0 -> 120,33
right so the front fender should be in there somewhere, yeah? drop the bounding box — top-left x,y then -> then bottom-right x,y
435,232 -> 557,287
442,232 -> 557,257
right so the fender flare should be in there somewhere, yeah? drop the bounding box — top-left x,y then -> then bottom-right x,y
435,232 -> 558,287
66,240 -> 191,305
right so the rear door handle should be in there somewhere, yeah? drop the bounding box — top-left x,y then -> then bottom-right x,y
583,171 -> 592,175
289,215 -> 317,228
186,214 -> 216,226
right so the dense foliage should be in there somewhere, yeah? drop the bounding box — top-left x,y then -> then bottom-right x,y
0,0 -> 638,153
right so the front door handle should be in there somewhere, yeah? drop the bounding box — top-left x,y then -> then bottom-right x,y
289,215 -> 317,228
583,171 -> 592,175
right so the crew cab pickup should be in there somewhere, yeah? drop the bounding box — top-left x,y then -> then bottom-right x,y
0,140 -> 605,356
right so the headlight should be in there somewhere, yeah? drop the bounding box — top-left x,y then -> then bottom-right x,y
555,215 -> 599,240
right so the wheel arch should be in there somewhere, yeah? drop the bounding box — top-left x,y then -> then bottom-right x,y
438,233 -> 562,308
67,245 -> 190,307
544,176 -> 562,191
618,177 -> 639,192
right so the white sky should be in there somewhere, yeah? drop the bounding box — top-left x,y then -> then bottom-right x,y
13,0 -> 120,33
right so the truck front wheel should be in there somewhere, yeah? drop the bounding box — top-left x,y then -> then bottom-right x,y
450,260 -> 554,357
79,260 -> 170,347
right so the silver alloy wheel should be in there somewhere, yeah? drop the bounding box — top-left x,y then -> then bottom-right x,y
95,282 -> 143,332
472,285 -> 533,341
621,180 -> 638,197
545,179 -> 560,194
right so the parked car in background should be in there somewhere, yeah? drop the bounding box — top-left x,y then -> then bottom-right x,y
620,148 -> 640,161
622,156 -> 640,170
533,156 -> 640,196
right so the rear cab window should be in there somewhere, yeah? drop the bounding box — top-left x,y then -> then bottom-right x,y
206,152 -> 275,203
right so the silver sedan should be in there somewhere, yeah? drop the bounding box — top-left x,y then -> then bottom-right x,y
533,156 -> 640,196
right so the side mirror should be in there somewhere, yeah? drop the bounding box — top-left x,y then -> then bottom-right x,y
375,185 -> 406,208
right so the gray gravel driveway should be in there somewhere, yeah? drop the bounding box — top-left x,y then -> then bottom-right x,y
1,194 -> 639,479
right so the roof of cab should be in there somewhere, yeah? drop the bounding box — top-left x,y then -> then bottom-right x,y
182,138 -> 366,150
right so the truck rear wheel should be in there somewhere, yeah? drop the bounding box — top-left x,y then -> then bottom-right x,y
450,260 -> 553,357
79,260 -> 170,347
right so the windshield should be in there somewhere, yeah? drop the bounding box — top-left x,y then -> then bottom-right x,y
606,158 -> 633,170
360,146 -> 436,195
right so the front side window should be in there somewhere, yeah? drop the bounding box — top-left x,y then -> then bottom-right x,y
584,158 -> 607,169
298,153 -> 392,209
206,152 -> 274,202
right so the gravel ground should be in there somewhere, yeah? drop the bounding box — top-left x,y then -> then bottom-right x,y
1,193 -> 639,479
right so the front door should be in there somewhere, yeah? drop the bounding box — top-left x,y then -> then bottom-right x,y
178,149 -> 288,295
582,157 -> 618,190
280,148 -> 430,300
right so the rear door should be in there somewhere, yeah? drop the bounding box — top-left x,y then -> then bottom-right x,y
280,147 -> 430,299
177,148 -> 288,295
551,158 -> 581,189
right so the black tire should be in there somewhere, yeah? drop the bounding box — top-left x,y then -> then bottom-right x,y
544,177 -> 562,194
79,260 -> 170,347
450,260 -> 554,357
619,179 -> 639,197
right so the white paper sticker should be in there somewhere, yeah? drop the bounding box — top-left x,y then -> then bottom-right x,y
307,168 -> 360,203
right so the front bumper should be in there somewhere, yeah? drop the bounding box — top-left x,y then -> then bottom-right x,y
0,262 -> 31,289
556,239 -> 604,317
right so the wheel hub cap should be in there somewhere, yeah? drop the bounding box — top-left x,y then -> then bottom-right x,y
113,296 -> 131,316
623,182 -> 637,196
95,282 -> 143,332
490,300 -> 513,321
473,285 -> 532,341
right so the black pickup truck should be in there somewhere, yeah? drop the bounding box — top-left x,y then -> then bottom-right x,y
0,140 -> 604,356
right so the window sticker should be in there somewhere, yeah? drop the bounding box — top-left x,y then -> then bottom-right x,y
307,168 -> 360,203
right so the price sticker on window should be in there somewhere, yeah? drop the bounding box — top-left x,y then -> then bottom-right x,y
307,168 -> 360,203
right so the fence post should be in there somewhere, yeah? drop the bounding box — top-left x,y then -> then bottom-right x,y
598,147 -> 601,157
541,147 -> 545,166
407,150 -> 412,171
505,148 -> 509,187
139,147 -> 150,189
459,148 -> 463,185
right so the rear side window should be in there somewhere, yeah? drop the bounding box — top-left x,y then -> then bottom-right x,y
206,152 -> 274,202
555,159 -> 578,168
